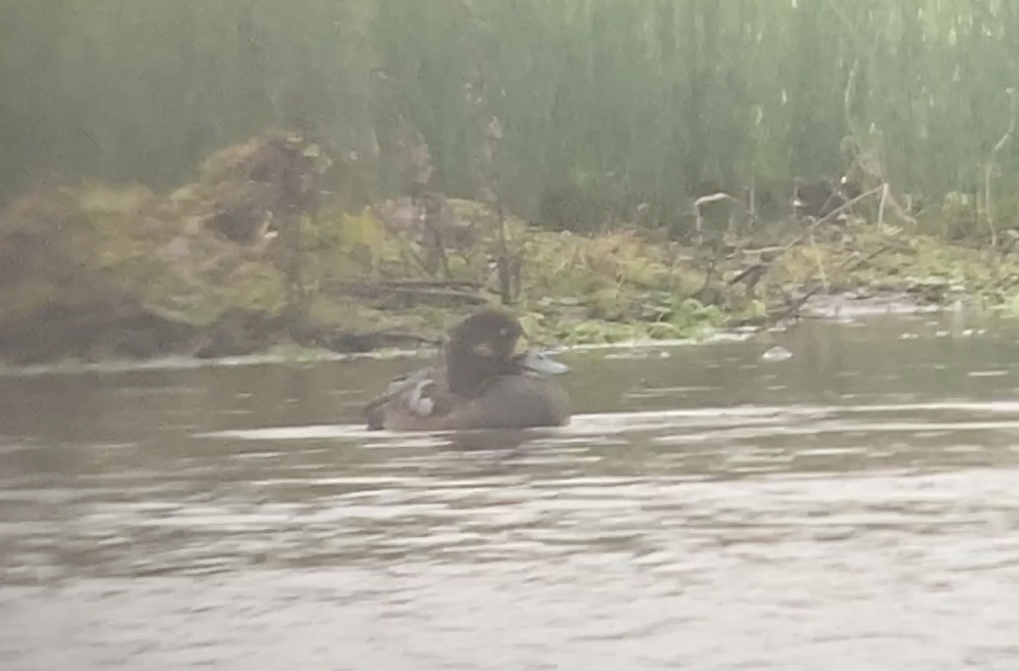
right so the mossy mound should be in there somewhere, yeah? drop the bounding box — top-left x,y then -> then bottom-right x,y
0,132 -> 324,363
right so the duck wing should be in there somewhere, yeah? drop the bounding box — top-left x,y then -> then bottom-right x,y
364,364 -> 455,429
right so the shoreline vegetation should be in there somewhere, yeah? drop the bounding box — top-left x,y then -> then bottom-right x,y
3,131 -> 1019,370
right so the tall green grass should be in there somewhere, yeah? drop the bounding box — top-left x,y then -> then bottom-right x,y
3,0 -> 1018,230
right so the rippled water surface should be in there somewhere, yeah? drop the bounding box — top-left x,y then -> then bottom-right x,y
3,314 -> 1019,670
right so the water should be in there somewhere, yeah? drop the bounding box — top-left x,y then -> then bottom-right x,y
2,313 -> 1019,670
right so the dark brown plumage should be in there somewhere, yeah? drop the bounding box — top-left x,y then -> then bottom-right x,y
364,309 -> 571,431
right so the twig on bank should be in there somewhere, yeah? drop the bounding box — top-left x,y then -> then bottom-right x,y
728,183 -> 884,289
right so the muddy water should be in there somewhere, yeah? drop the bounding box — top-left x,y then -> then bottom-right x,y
2,313 -> 1019,670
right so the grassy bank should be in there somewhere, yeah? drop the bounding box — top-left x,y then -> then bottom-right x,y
308,201 -> 1019,350
3,131 -> 1019,367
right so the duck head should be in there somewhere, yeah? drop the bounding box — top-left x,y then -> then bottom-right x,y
445,309 -> 568,396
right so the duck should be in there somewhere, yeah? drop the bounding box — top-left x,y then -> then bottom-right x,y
364,308 -> 571,431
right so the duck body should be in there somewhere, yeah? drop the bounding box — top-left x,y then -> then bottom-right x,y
364,310 -> 571,431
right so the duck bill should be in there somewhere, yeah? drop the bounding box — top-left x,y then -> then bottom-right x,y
516,349 -> 569,375
512,335 -> 569,375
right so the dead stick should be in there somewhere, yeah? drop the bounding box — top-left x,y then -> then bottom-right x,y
331,279 -> 484,289
729,184 -> 884,286
769,244 -> 892,323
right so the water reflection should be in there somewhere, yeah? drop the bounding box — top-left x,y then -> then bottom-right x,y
2,314 -> 1019,669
